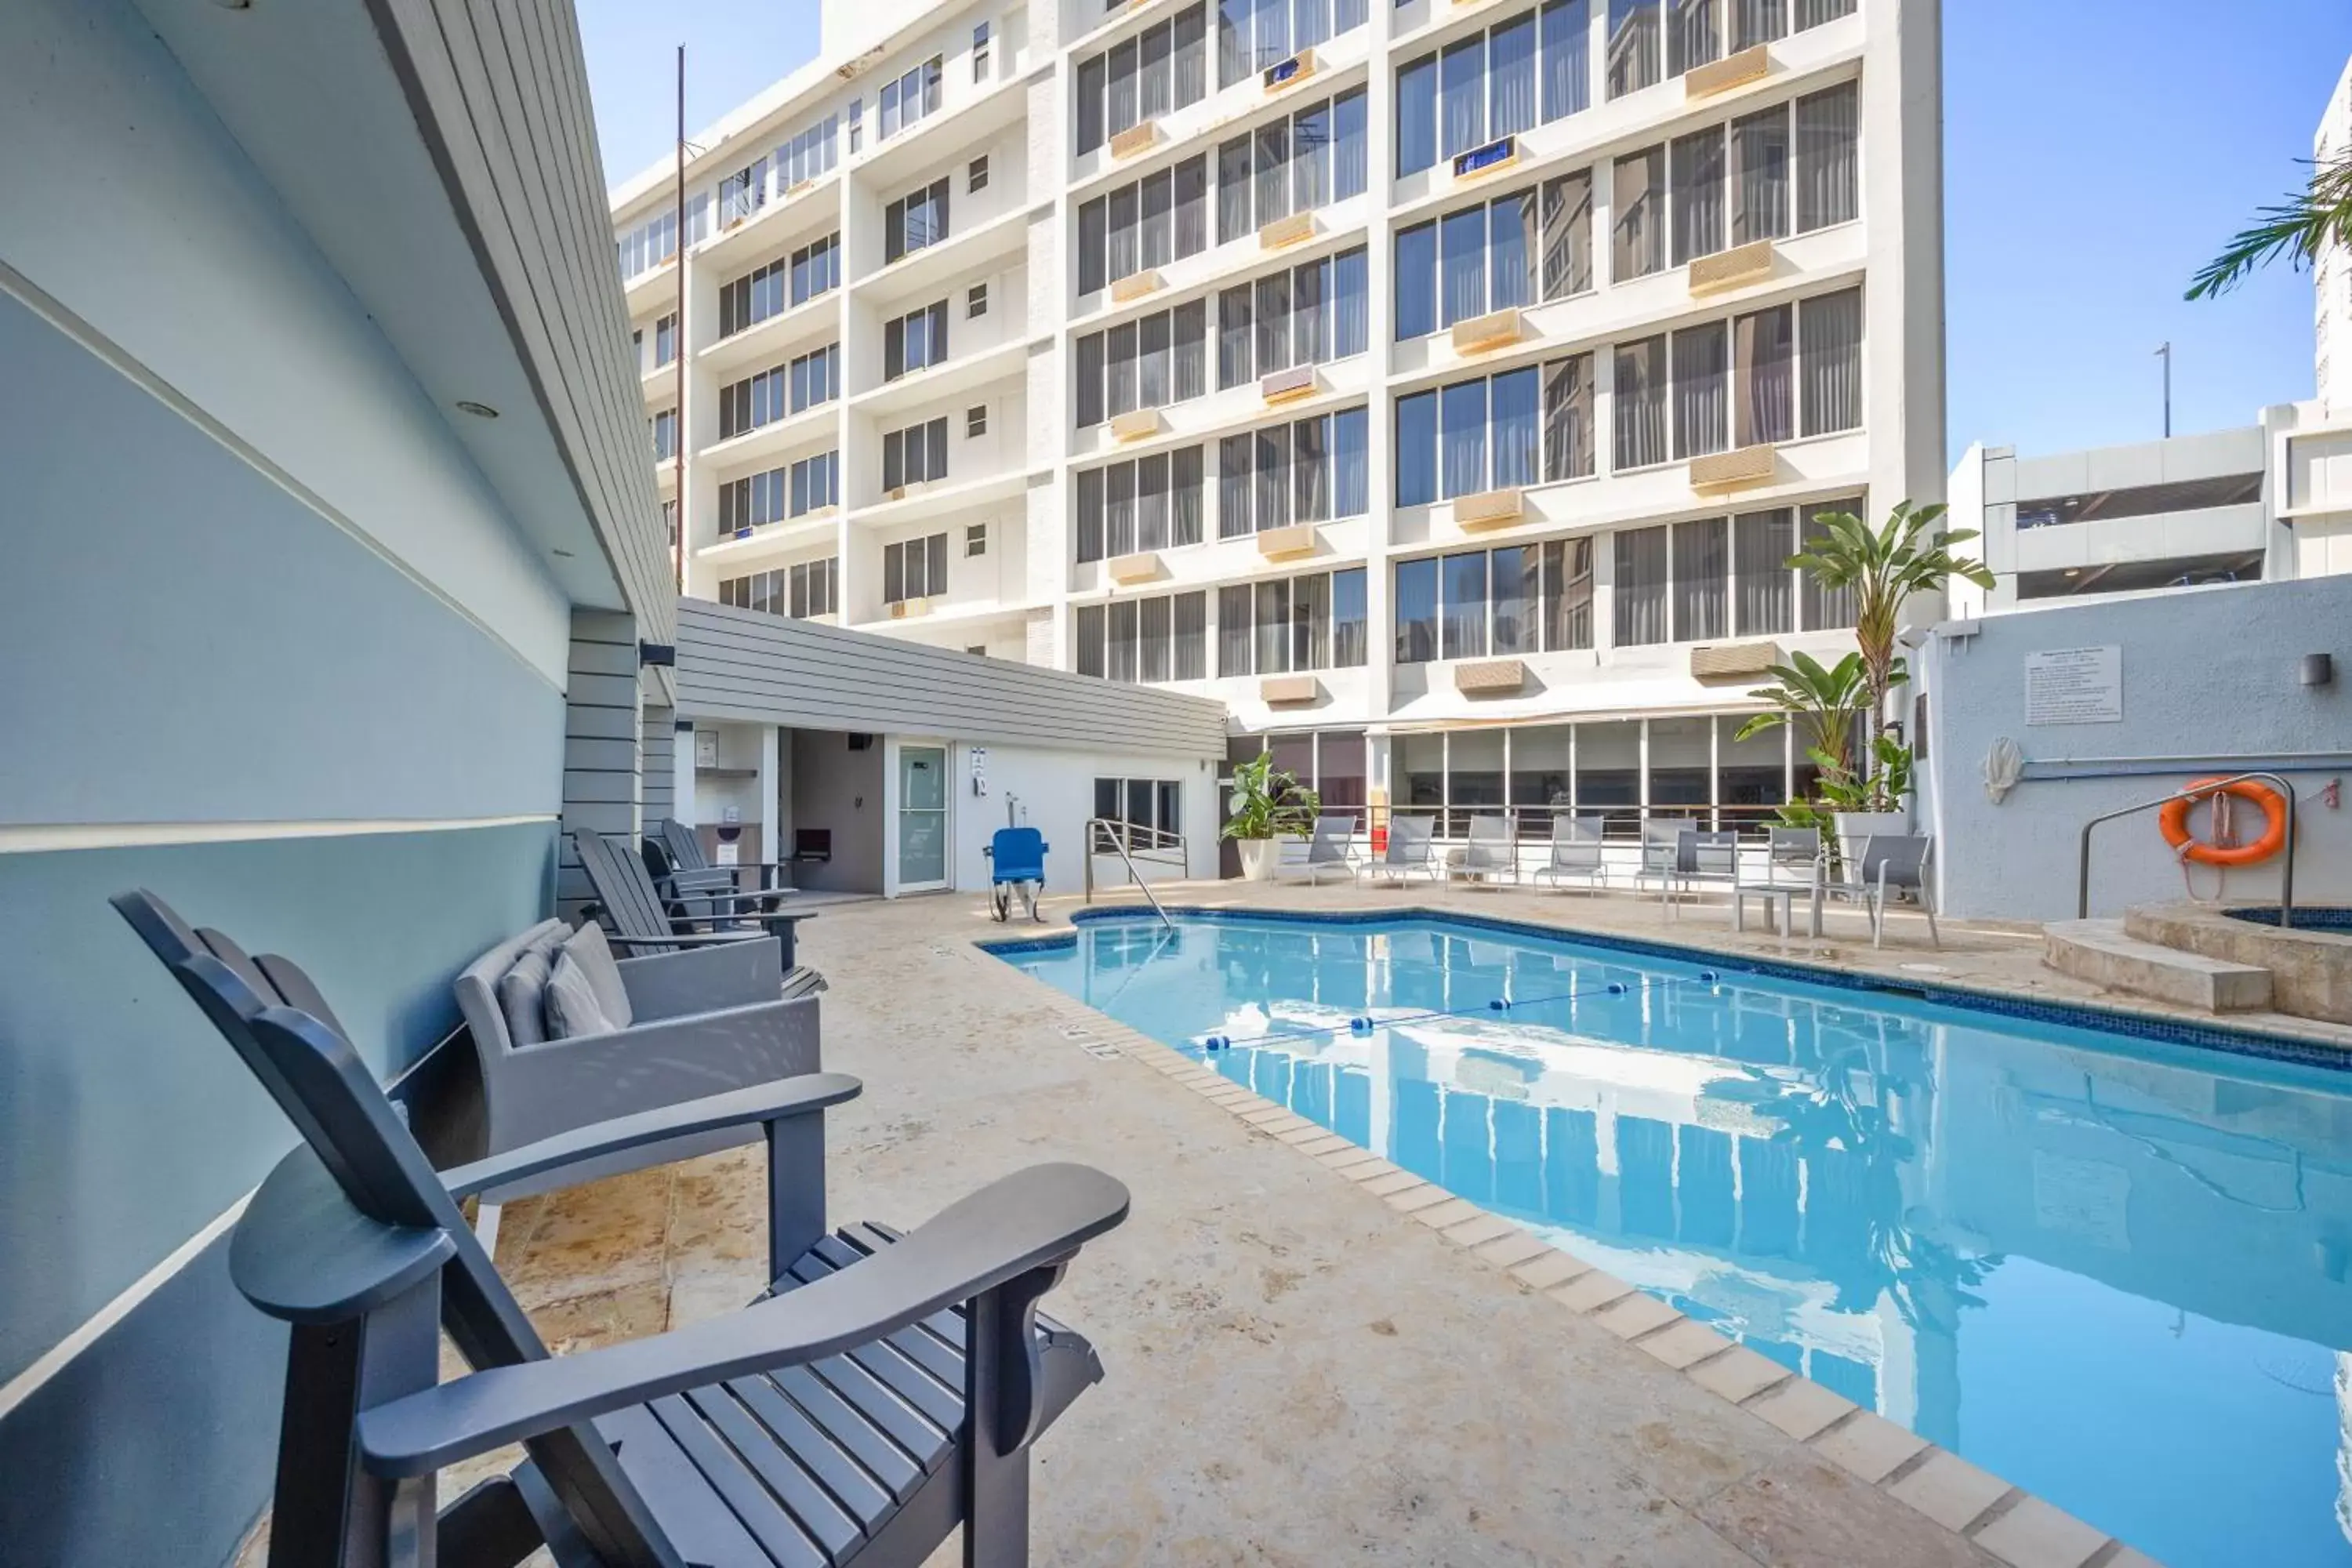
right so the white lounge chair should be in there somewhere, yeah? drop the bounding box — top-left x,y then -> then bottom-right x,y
1530,815 -> 1609,894
1368,814 -> 1443,887
1457,814 -> 1518,885
1294,812 -> 1362,884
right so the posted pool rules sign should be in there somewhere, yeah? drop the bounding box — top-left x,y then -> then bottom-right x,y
2024,645 -> 2123,725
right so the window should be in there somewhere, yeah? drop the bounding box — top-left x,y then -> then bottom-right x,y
1211,246 -> 1368,390
1607,288 -> 1857,465
1087,777 -> 1185,840
877,56 -> 944,141
1606,0 -> 1661,98
1391,541 -> 1591,662
651,408 -> 677,461
1670,126 -> 1725,264
1210,89 -> 1369,246
1214,408 -> 1370,535
1394,178 -> 1591,339
1612,146 -> 1666,280
966,521 -> 989,556
1621,85 -> 1857,278
1794,0 -> 1856,26
1396,2 -> 1588,177
1074,593 -> 1209,682
848,96 -> 862,153
718,346 -> 837,439
884,178 -> 950,263
883,300 -> 951,380
1074,301 -> 1209,426
967,282 -> 989,318
1615,498 -> 1857,644
1392,365 -> 1540,504
1079,4 -> 1210,154
614,194 -> 710,281
1541,352 -> 1596,481
720,557 -> 837,619
1798,289 -> 1861,435
967,403 -> 989,438
969,154 -> 989,193
792,234 -> 841,307
720,234 -> 840,334
774,113 -> 839,189
1794,82 -> 1859,231
1731,101 -> 1792,245
1218,0 -> 1369,91
719,453 -> 839,531
717,154 -> 769,227
1612,335 -> 1669,470
1078,154 -> 1211,292
882,418 -> 950,491
1076,447 -> 1207,560
974,20 -> 992,80
883,532 -> 950,602
649,313 -> 677,368
1210,568 -> 1366,674
661,498 -> 678,547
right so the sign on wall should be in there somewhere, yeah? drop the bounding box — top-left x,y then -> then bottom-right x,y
2024,645 -> 2124,725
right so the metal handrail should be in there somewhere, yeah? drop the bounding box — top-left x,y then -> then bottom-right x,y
2077,771 -> 2296,925
1083,817 -> 1174,930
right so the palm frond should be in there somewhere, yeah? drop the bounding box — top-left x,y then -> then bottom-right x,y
2189,154 -> 2352,301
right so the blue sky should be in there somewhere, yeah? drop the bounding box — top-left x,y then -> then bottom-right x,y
577,0 -> 2351,461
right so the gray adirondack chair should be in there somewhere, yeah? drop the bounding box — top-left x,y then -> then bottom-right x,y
112,888 -> 1128,1568
645,818 -> 795,923
575,829 -> 824,996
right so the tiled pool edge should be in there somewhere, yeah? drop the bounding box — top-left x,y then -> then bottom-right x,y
996,902 -> 2352,1073
978,943 -> 2163,1568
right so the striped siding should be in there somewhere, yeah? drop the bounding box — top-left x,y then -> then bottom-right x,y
641,703 -> 677,824
363,0 -> 673,640
677,601 -> 1229,757
560,609 -> 643,911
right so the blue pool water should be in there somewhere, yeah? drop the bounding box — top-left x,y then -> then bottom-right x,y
994,912 -> 2352,1567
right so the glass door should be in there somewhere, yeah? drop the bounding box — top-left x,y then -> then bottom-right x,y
898,744 -> 949,890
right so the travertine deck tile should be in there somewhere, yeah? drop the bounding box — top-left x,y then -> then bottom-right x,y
1638,1318 -> 1733,1370
1551,1269 -> 1637,1313
1812,1411 -> 1929,1484
1439,1214 -> 1519,1249
1508,1249 -> 1592,1290
1472,1230 -> 1552,1270
1744,1377 -> 1857,1442
1886,1450 -> 2013,1534
1685,1345 -> 1793,1405
1972,1497 -> 2109,1568
1589,1291 -> 1681,1340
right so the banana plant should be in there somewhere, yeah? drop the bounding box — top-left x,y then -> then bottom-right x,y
1788,500 -> 1994,731
1221,751 -> 1319,842
1734,648 -> 1873,771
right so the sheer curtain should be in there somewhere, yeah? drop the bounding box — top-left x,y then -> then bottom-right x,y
1733,508 -> 1793,634
1440,205 -> 1488,325
1255,119 -> 1291,225
1255,579 -> 1292,672
1253,0 -> 1290,69
1334,88 -> 1370,198
1543,353 -> 1594,480
1218,0 -> 1251,91
1219,434 -> 1254,536
1798,289 -> 1862,434
1333,247 -> 1369,356
1218,135 -> 1253,241
1173,592 -> 1208,679
1489,13 -> 1537,140
1795,0 -> 1854,26
1294,0 -> 1333,52
1613,527 -> 1669,645
1736,304 -> 1794,445
1294,414 -> 1330,521
1441,35 -> 1486,158
1733,0 -> 1786,49
1108,601 -> 1138,682
1671,517 -> 1727,641
1394,558 -> 1439,662
1173,447 -> 1205,543
1490,546 -> 1530,653
1174,300 -> 1207,399
1294,257 -> 1328,366
1256,271 -> 1292,375
1540,0 -> 1591,122
1396,390 -> 1439,506
1255,423 -> 1293,529
1139,596 -> 1172,682
1440,378 -> 1490,498
1667,0 -> 1719,76
1731,105 -> 1790,242
1293,102 -> 1332,212
1174,157 -> 1209,257
1138,453 -> 1171,550
1490,193 -> 1537,310
1334,407 -> 1369,514
1613,337 -> 1668,469
1441,552 -> 1490,659
1606,0 -> 1661,100
1795,82 -> 1858,230
1218,585 -> 1253,674
1293,572 -> 1332,670
1218,285 -> 1253,387
1492,366 -> 1541,488
1670,128 -> 1726,264
1141,170 -> 1174,268
1105,463 -> 1138,555
1076,604 -> 1106,676
1613,148 -> 1666,278
1671,323 -> 1729,458
1800,498 -> 1860,628
1397,56 -> 1438,176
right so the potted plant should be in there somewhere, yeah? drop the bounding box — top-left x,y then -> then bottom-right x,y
1784,499 -> 1993,855
1223,751 -> 1319,881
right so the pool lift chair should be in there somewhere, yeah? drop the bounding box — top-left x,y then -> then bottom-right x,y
987,826 -> 1051,922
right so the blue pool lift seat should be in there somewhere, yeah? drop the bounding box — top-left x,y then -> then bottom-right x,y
986,826 -> 1051,923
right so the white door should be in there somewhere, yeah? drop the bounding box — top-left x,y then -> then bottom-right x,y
898,744 -> 950,890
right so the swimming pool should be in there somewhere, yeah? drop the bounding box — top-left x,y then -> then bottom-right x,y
993,909 -> 2352,1568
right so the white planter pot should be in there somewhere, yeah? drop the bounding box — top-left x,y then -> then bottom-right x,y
1833,810 -> 1911,869
1236,838 -> 1280,881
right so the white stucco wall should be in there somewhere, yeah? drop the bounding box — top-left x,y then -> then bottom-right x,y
1919,576 -> 2352,921
940,739 -> 1222,898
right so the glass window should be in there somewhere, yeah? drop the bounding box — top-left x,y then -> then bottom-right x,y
1449,729 -> 1505,833
1671,127 -> 1726,265
1733,0 -> 1788,49
1490,191 -> 1537,311
1801,497 -> 1860,628
1668,0 -> 1720,77
1736,303 -> 1795,445
1541,0 -> 1592,121
1440,35 -> 1486,159
1332,569 -> 1367,667
1292,571 -> 1331,671
1492,365 -> 1540,488
1439,377 -> 1488,499
1292,101 -> 1331,214
1490,544 -> 1533,654
1733,507 -> 1794,635
1671,516 -> 1727,640
1542,353 -> 1595,481
1334,87 -> 1369,200
1650,715 -> 1712,812
1174,445 -> 1205,544
1174,590 -> 1208,679
1397,54 -> 1438,176
1441,550 -> 1490,659
1613,336 -> 1669,470
1399,732 -> 1446,821
1219,583 -> 1254,673
1219,433 -> 1254,535
1613,524 -> 1669,645
1731,103 -> 1791,244
1333,406 -> 1369,516
1546,536 -> 1596,648
1255,118 -> 1291,227
1510,724 -> 1573,811
1394,557 -> 1439,662
1540,171 -> 1594,299
1612,147 -> 1666,279
1795,82 -> 1858,231
1488,13 -> 1537,140
1606,0 -> 1661,99
1255,577 -> 1291,673
1798,288 -> 1862,435
1671,321 -> 1730,459
1396,390 -> 1438,506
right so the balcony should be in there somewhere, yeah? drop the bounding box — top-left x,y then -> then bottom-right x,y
699,292 -> 843,378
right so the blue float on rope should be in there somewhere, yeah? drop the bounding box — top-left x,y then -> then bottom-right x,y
1487,998 -> 1509,1011
1349,1015 -> 1374,1033
1204,1034 -> 1229,1051
1606,982 -> 1628,995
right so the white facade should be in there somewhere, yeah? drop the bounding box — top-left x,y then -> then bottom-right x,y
614,0 -> 1944,835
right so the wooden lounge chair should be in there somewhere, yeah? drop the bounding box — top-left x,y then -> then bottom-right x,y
575,829 -> 825,996
1530,815 -> 1608,894
111,887 -> 1129,1568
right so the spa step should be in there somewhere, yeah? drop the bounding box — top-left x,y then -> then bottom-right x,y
2043,920 -> 2273,1014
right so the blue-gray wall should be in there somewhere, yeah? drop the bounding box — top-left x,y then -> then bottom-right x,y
0,268 -> 567,1562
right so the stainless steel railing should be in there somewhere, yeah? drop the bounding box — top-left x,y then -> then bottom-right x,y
2076,771 -> 2297,925
1083,817 -> 1178,929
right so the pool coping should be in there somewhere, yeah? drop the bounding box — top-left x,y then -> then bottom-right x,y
982,902 -> 2352,1073
975,907 -> 2191,1568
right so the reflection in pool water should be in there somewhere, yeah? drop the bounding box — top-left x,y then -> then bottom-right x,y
997,914 -> 2352,1568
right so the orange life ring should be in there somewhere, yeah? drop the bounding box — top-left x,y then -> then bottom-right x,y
2157,777 -> 2289,867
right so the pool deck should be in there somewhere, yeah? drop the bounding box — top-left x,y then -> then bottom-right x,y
459,879 -> 2337,1568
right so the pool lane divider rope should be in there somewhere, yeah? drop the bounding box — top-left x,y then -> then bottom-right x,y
1198,969 -> 1723,1052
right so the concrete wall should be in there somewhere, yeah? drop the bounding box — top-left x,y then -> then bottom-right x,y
948,740 -> 1223,894
1919,575 -> 2352,921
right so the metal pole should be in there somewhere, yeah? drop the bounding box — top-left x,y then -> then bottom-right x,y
673,44 -> 688,593
2155,342 -> 2171,439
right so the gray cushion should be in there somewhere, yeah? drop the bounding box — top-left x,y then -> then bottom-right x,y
494,946 -> 554,1049
543,949 -> 612,1040
561,922 -> 633,1031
